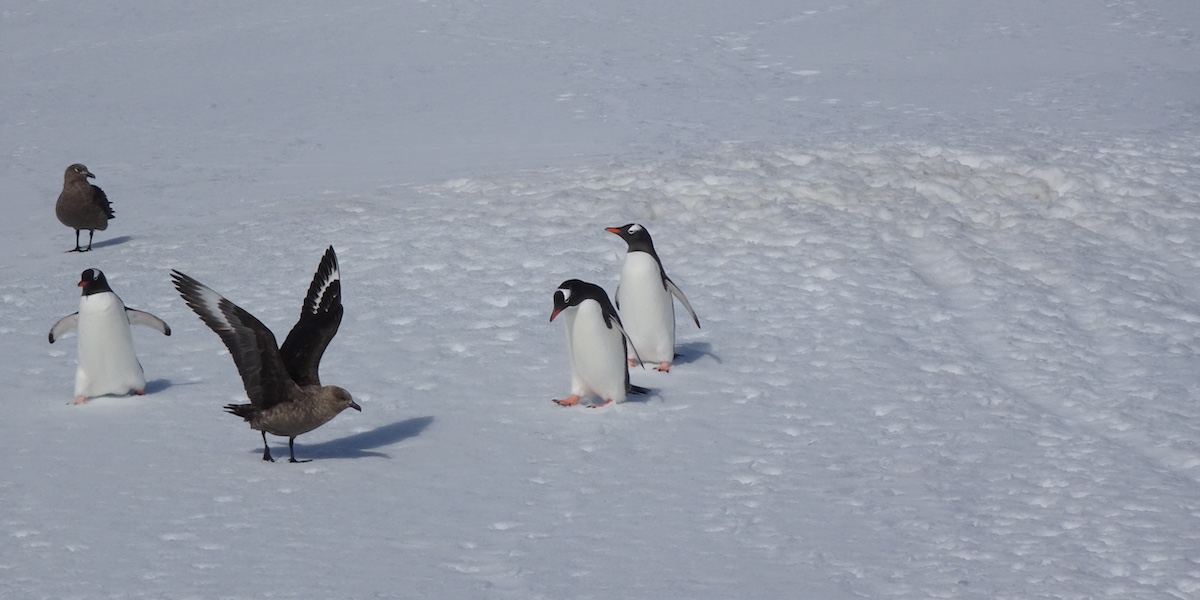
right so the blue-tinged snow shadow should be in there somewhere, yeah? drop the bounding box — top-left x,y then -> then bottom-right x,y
619,379 -> 665,404
622,389 -> 658,404
673,341 -> 719,366
89,235 -> 133,250
144,378 -> 194,394
292,416 -> 434,460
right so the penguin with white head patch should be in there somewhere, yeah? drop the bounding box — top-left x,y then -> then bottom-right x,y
49,269 -> 171,404
606,223 -> 700,372
550,279 -> 649,408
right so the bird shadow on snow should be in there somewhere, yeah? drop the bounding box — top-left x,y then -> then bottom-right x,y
89,235 -> 133,250
265,416 -> 435,460
673,341 -> 720,366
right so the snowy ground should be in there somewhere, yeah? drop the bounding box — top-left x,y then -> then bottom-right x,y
3,1 -> 1200,599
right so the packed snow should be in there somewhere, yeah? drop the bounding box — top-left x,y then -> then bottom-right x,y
2,1 -> 1199,598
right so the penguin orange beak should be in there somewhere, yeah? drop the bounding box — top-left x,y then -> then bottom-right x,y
605,227 -> 621,235
550,307 -> 563,322
78,281 -> 87,287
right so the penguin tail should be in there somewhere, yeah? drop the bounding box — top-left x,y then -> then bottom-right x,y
628,384 -> 652,396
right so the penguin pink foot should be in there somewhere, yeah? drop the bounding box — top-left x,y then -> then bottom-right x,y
655,362 -> 671,372
73,396 -> 87,405
589,399 -> 614,409
554,395 -> 581,407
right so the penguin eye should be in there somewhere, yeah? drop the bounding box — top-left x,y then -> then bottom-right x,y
557,288 -> 571,303
629,224 -> 643,233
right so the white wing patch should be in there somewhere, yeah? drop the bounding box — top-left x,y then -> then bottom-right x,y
308,264 -> 340,314
190,281 -> 237,334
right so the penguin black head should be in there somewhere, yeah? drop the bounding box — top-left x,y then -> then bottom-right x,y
605,223 -> 657,255
78,268 -> 113,296
551,279 -> 585,322
551,279 -> 619,328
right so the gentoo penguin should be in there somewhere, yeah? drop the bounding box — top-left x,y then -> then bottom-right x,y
171,246 -> 360,463
49,269 -> 171,404
606,223 -> 700,372
550,279 -> 649,408
56,164 -> 114,252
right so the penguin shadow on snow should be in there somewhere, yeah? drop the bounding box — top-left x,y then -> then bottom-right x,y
86,235 -> 133,250
142,378 -> 202,395
621,387 -> 660,404
67,379 -> 201,405
251,415 -> 435,460
671,341 -> 720,367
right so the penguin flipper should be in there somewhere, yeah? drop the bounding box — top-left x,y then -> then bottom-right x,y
609,317 -> 646,368
48,313 -> 79,343
127,308 -> 171,336
664,276 -> 700,328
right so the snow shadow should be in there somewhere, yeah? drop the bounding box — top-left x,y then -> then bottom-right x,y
294,416 -> 434,460
88,235 -> 133,250
143,378 -> 197,394
622,388 -> 660,404
673,341 -> 719,366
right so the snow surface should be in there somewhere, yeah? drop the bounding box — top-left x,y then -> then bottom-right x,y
3,1 -> 1200,598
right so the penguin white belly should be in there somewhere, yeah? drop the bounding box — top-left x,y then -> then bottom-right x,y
564,302 -> 628,403
75,294 -> 145,398
616,253 -> 675,364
